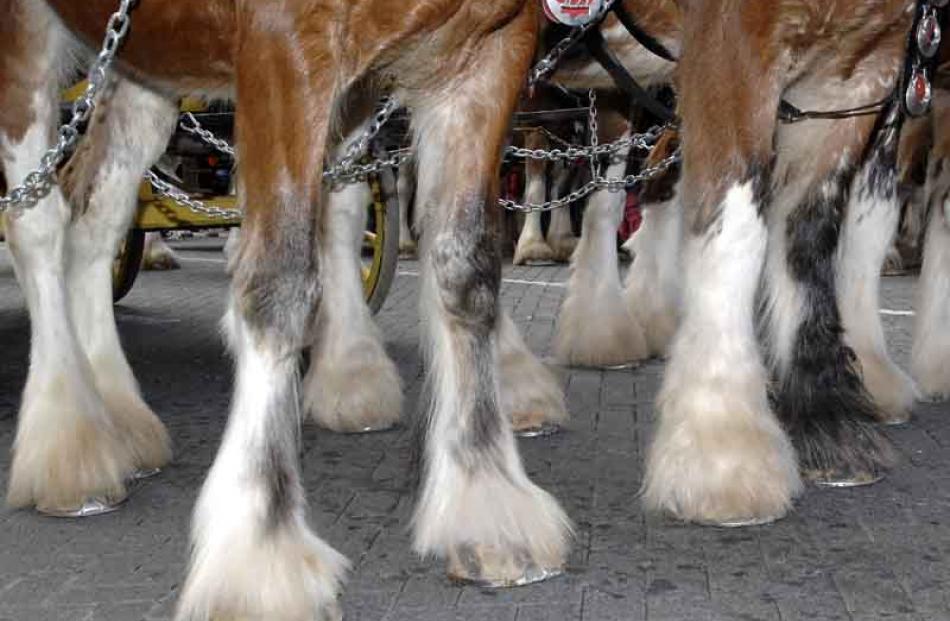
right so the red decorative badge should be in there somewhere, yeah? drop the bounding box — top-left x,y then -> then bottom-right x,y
542,0 -> 604,26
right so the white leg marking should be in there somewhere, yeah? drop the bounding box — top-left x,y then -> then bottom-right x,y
556,146 -> 647,367
498,311 -> 567,432
644,182 -> 802,523
410,94 -> 570,583
66,80 -> 175,471
303,178 -> 402,432
142,232 -> 181,270
177,307 -> 347,621
513,210 -> 556,265
4,68 -> 133,510
513,159 -> 555,265
622,194 -> 683,358
398,162 -> 417,257
546,201 -> 579,262
837,171 -> 918,421
912,160 -> 950,399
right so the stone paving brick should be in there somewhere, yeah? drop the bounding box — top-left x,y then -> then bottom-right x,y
0,244 -> 948,620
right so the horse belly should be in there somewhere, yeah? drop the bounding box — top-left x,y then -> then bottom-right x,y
46,0 -> 235,90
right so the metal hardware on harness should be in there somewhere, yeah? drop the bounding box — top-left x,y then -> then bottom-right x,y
528,0 -> 617,87
0,0 -> 136,214
582,27 -> 676,122
612,1 -> 676,62
777,97 -> 895,123
902,0 -> 947,117
587,89 -> 602,178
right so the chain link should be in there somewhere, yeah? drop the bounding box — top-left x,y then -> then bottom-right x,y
498,149 -> 680,213
144,171 -> 242,219
179,113 -> 235,156
526,0 -> 617,87
0,0 -> 136,214
0,0 -> 672,220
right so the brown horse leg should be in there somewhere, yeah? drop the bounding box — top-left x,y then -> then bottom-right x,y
643,3 -> 802,524
408,5 -> 570,585
176,20 -> 347,621
2,1 -> 138,513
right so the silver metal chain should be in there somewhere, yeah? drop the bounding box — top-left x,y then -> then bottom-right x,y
498,150 -> 680,213
327,97 -> 400,181
167,96 -> 679,216
0,0 -> 136,214
0,0 -> 672,220
144,170 -> 242,219
179,113 -> 235,156
527,0 -> 617,87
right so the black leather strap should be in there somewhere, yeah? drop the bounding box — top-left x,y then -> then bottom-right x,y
583,28 -> 675,121
612,1 -> 677,62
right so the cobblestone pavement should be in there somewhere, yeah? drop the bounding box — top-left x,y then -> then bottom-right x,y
0,239 -> 948,621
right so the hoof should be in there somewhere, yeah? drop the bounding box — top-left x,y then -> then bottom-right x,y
548,234 -> 579,263
513,238 -> 557,266
37,493 -> 127,518
131,467 -> 162,481
643,391 -> 801,525
514,422 -> 562,439
447,544 -> 564,588
853,350 -> 917,426
806,469 -> 886,488
142,255 -> 181,271
499,314 -> 569,433
697,514 -> 783,528
341,422 -> 399,435
304,351 -> 403,434
603,361 -> 641,371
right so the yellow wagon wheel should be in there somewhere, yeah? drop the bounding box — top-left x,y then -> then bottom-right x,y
110,169 -> 399,310
362,167 -> 400,314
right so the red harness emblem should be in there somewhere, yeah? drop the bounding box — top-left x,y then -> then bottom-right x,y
542,0 -> 604,26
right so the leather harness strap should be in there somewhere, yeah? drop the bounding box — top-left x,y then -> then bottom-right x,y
582,27 -> 675,122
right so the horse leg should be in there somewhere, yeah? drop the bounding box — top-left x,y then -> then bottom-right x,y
398,161 -> 417,257
643,6 -> 801,524
498,310 -> 568,434
836,125 -> 919,425
513,212 -> 555,265
60,78 -> 176,475
142,232 -> 181,270
913,92 -> 950,399
513,132 -> 555,265
546,168 -> 579,261
765,105 -> 898,485
1,5 -> 137,512
623,191 -> 683,358
176,27 -> 346,621
302,119 -> 402,433
409,5 -> 570,584
555,138 -> 648,367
